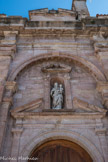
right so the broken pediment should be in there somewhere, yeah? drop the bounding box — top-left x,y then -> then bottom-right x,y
10,97 -> 107,120
73,97 -> 107,113
11,98 -> 43,114
41,64 -> 72,73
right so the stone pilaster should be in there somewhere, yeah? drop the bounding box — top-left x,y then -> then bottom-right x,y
10,128 -> 23,162
0,102 -> 12,153
0,31 -> 18,103
0,56 -> 11,102
44,75 -> 50,109
0,30 -> 18,153
64,74 -> 73,109
0,81 -> 17,153
0,85 -> 4,103
95,119 -> 108,162
93,35 -> 108,80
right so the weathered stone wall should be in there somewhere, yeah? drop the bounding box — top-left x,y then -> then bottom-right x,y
0,3 -> 108,162
12,58 -> 102,109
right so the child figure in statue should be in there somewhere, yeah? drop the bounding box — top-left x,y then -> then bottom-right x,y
51,83 -> 64,109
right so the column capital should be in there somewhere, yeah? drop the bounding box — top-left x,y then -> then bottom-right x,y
6,81 -> 17,93
11,128 -> 23,136
95,128 -> 107,135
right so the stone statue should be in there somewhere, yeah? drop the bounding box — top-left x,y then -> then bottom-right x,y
51,83 -> 64,109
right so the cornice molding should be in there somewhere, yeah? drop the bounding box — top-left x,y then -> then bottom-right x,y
11,111 -> 106,120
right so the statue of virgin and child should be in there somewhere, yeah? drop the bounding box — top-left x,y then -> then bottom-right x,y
51,83 -> 64,109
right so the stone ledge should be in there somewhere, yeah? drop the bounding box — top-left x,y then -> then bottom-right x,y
11,111 -> 106,119
42,109 -> 75,113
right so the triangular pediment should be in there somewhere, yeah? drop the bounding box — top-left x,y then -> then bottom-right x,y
73,97 -> 107,113
11,98 -> 43,113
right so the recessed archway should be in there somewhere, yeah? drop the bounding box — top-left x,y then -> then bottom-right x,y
28,139 -> 93,162
19,130 -> 104,162
8,53 -> 106,82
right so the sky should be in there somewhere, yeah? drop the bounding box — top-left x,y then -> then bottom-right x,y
0,0 -> 108,18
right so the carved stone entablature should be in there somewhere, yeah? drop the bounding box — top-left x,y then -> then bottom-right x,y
41,64 -> 72,73
73,97 -> 107,113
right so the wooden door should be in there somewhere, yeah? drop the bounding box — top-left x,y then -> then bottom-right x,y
29,140 -> 93,162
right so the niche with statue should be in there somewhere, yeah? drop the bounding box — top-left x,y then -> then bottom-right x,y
50,78 -> 65,110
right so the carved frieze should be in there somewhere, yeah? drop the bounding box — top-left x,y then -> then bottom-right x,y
41,63 -> 71,73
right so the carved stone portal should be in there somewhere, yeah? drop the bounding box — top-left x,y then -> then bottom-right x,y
51,82 -> 64,109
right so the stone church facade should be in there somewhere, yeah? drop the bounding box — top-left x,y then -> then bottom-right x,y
0,0 -> 108,161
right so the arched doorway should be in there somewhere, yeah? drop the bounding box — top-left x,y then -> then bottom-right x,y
28,139 -> 93,162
